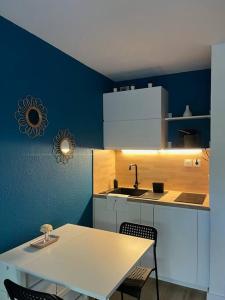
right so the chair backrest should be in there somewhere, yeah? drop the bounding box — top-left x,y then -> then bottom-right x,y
119,222 -> 157,247
4,279 -> 62,300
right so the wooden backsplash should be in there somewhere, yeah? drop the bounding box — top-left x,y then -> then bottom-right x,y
93,150 -> 115,193
93,150 -> 209,193
115,150 -> 209,193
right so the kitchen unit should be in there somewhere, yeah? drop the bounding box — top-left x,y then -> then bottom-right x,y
93,190 -> 209,291
103,87 -> 168,149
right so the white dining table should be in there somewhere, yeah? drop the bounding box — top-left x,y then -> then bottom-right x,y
0,224 -> 154,300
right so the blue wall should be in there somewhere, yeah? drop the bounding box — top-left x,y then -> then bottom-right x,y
0,16 -> 211,253
115,70 -> 211,147
0,17 -> 113,253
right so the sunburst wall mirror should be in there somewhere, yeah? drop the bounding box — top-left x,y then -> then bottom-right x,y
53,129 -> 76,164
15,95 -> 48,138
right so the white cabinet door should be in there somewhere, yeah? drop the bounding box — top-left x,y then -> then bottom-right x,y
154,205 -> 198,285
140,203 -> 154,269
197,210 -> 210,289
104,87 -> 167,121
104,119 -> 166,149
116,199 -> 141,232
93,197 -> 117,232
103,86 -> 168,150
141,203 -> 154,226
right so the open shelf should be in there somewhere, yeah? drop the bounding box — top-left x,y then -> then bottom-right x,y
165,115 -> 211,121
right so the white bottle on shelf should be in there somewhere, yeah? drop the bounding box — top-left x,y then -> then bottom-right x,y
183,105 -> 192,117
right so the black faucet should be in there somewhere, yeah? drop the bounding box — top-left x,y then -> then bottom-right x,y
129,164 -> 139,189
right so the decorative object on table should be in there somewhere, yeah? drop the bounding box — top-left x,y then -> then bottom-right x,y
152,182 -> 164,193
148,83 -> 153,88
119,86 -> 130,91
113,88 -> 118,92
15,95 -> 48,138
168,112 -> 172,118
130,85 -> 135,90
30,224 -> 59,249
179,128 -> 199,148
183,105 -> 192,117
53,129 -> 76,164
40,224 -> 53,241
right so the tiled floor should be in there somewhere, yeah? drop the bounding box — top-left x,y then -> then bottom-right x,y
111,279 -> 206,300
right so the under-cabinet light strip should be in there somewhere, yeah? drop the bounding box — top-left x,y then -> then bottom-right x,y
121,149 -> 202,155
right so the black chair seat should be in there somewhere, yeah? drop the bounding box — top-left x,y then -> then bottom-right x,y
118,267 -> 152,297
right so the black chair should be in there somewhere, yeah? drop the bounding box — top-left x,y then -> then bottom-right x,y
4,279 -> 63,300
118,222 -> 159,300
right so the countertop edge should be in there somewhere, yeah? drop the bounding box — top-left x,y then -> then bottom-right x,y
93,192 -> 210,211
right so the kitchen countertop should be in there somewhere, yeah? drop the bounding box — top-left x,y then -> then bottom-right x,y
93,189 -> 210,211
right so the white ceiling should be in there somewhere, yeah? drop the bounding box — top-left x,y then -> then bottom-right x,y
1,0 -> 225,81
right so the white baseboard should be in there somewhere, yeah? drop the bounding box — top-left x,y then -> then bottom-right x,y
207,292 -> 225,300
158,275 -> 208,292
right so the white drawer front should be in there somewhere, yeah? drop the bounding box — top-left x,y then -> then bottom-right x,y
104,119 -> 165,149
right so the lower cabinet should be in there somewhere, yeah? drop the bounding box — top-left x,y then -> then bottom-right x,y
197,210 -> 210,288
93,197 -> 117,232
116,198 -> 140,232
93,197 -> 209,290
140,203 -> 154,269
154,206 -> 198,285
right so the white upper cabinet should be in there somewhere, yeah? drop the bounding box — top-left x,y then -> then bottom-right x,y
104,119 -> 166,149
103,87 -> 168,149
104,87 -> 167,121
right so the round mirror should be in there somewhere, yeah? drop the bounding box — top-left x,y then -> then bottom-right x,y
60,138 -> 71,155
53,129 -> 75,164
26,107 -> 42,128
15,95 -> 48,138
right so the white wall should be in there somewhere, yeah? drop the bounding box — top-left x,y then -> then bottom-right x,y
208,43 -> 225,300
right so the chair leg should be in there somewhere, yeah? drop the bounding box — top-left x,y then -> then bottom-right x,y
137,291 -> 141,300
121,291 -> 124,300
155,268 -> 159,300
154,247 -> 159,300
